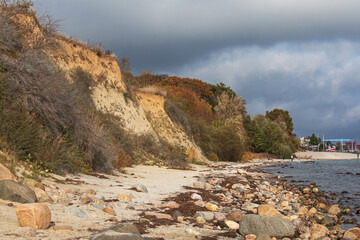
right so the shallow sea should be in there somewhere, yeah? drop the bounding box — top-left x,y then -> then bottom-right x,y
264,159 -> 360,229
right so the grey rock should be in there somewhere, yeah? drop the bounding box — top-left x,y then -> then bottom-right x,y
91,202 -> 105,210
256,234 -> 272,240
193,181 -> 205,189
238,214 -> 295,237
173,210 -> 182,220
90,230 -> 143,240
109,223 -> 140,234
63,207 -> 88,218
133,184 -> 148,193
190,193 -> 202,200
0,179 -> 37,203
214,185 -> 222,191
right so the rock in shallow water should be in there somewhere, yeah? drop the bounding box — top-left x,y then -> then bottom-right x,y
238,214 -> 295,237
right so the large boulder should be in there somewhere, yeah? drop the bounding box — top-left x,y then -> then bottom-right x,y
16,203 -> 51,230
90,223 -> 143,240
0,179 -> 37,203
238,214 -> 295,237
0,163 -> 16,181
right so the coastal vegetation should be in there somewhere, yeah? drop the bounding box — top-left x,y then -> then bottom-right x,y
0,1 -> 299,177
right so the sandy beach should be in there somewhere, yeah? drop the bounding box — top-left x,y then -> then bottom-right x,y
0,153 -> 359,239
296,151 -> 358,160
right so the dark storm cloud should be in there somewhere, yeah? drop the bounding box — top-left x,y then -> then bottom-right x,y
36,0 -> 360,139
37,0 -> 360,72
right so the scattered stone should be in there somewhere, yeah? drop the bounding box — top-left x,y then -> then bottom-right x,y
86,189 -> 96,197
194,211 -> 215,221
0,163 -> 16,181
298,206 -> 308,215
34,188 -> 53,203
194,200 -> 205,207
53,225 -> 74,231
224,220 -> 239,229
302,188 -> 311,194
118,193 -> 133,202
103,207 -> 116,216
63,207 -> 88,218
193,181 -> 205,189
237,169 -> 247,174
227,210 -> 244,222
306,207 -> 317,217
238,214 -> 295,238
191,193 -> 202,200
281,201 -> 289,208
91,202 -> 105,210
343,227 -> 360,240
214,212 -> 226,221
156,201 -> 179,209
0,179 -> 37,203
16,203 -> 51,230
133,184 -> 148,193
81,196 -> 93,204
245,234 -> 257,240
312,187 -> 319,193
186,228 -> 200,236
144,212 -> 172,220
205,202 -> 218,211
196,216 -> 206,224
258,204 -> 284,218
173,210 -> 183,221
310,224 -> 329,239
90,230 -> 143,240
327,204 -> 341,215
13,227 -> 37,237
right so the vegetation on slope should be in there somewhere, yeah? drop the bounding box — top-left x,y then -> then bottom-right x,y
0,1 -> 300,177
120,62 -> 300,161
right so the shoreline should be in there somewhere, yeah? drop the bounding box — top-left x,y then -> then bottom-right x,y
295,151 -> 358,161
0,160 -> 359,239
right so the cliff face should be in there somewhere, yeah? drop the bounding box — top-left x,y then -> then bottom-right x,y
0,5 -> 208,168
137,91 -> 207,163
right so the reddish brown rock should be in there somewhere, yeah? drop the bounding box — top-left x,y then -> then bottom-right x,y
16,203 -> 51,230
344,227 -> 360,240
227,210 -> 244,222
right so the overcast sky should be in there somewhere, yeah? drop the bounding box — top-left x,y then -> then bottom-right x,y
36,0 -> 360,140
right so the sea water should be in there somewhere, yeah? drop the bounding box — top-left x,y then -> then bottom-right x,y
264,159 -> 360,229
